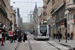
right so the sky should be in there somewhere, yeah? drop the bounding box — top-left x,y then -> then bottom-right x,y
10,0 -> 43,22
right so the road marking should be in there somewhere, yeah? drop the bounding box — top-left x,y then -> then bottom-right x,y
25,41 -> 47,44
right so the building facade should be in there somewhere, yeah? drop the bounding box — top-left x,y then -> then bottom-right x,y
18,16 -> 23,30
38,7 -> 43,25
10,8 -> 16,31
0,0 -> 11,31
27,14 -> 33,23
43,0 -> 75,39
33,3 -> 38,29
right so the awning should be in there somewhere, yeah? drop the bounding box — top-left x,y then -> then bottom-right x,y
0,28 -> 7,32
0,5 -> 7,16
52,2 -> 65,15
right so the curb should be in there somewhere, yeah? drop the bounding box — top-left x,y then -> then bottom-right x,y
47,42 -> 60,50
59,43 -> 75,50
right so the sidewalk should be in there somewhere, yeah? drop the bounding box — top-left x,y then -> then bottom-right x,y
50,38 -> 75,49
0,41 -> 18,50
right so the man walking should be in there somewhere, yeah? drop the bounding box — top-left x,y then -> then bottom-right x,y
71,32 -> 74,40
67,32 -> 70,40
58,31 -> 61,42
23,33 -> 27,42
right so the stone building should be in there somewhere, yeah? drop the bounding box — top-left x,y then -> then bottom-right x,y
10,8 -> 16,31
18,16 -> 23,30
0,0 -> 11,31
43,0 -> 75,39
37,7 -> 43,25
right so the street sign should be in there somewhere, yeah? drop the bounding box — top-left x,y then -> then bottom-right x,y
56,27 -> 58,29
52,26 -> 54,28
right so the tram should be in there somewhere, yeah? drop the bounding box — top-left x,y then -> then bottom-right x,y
34,25 -> 49,40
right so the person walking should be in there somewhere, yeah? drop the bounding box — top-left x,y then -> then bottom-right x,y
23,33 -> 27,42
71,32 -> 74,40
60,33 -> 62,39
4,32 -> 7,42
53,33 -> 55,40
13,32 -> 16,42
58,31 -> 61,42
67,32 -> 70,40
9,30 -> 13,43
18,33 -> 22,43
2,32 -> 5,42
56,33 -> 58,39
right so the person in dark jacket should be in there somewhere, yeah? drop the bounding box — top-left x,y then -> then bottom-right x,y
56,33 -> 58,39
23,33 -> 27,42
2,32 -> 5,42
18,33 -> 22,43
60,33 -> 62,39
58,31 -> 61,42
4,32 -> 7,41
53,33 -> 55,40
67,33 -> 70,40
13,33 -> 16,42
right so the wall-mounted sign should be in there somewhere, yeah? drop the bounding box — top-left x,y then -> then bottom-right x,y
52,26 -> 54,28
56,27 -> 58,29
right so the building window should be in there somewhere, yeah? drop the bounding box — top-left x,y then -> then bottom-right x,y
68,13 -> 70,21
73,14 -> 75,19
68,24 -> 70,32
74,0 -> 75,4
11,16 -> 12,18
52,0 -> 55,5
65,14 -> 67,18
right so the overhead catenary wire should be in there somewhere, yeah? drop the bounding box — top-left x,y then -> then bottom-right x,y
12,0 -> 43,18
13,1 -> 43,3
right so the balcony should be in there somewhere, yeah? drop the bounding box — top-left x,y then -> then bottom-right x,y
67,0 -> 75,10
43,12 -> 47,15
43,5 -> 47,8
0,0 -> 6,10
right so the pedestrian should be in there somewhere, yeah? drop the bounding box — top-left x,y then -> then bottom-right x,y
15,33 -> 18,40
53,33 -> 55,40
71,32 -> 74,40
13,32 -> 16,42
58,31 -> 61,42
4,32 -> 7,41
9,30 -> 13,43
23,33 -> 27,42
60,33 -> 62,39
67,32 -> 70,40
18,33 -> 22,43
56,33 -> 58,39
2,32 -> 5,42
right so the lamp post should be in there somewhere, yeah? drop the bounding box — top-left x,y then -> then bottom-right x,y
64,19 -> 67,43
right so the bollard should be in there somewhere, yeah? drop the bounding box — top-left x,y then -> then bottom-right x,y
1,38 -> 4,46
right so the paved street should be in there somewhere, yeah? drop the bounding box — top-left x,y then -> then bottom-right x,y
16,34 -> 69,50
0,34 -> 75,50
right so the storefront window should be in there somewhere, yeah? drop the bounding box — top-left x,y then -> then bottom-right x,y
73,14 -> 75,19
74,0 -> 75,4
68,13 -> 70,21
